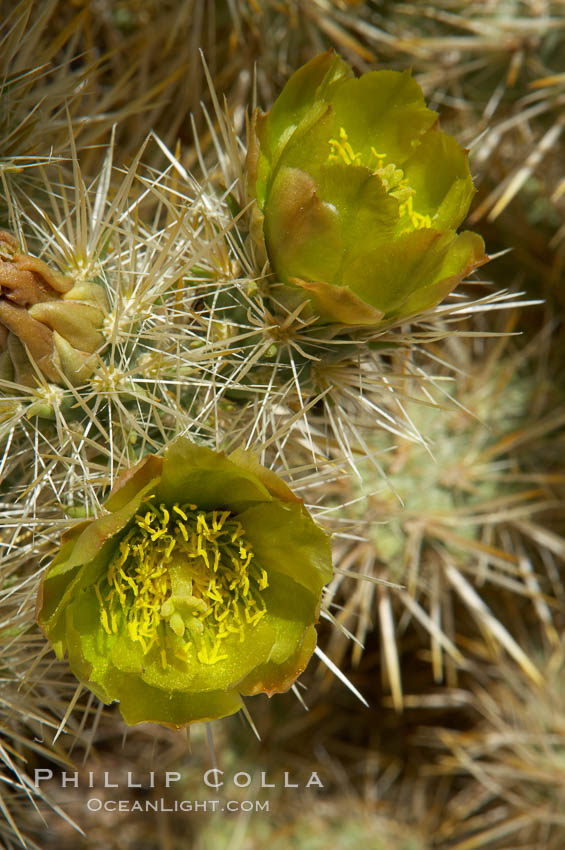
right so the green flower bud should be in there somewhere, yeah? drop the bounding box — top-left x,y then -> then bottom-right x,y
36,438 -> 332,728
0,231 -> 108,386
247,51 -> 487,325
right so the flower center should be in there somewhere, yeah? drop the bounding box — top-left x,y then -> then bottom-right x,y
95,502 -> 269,667
327,127 -> 431,231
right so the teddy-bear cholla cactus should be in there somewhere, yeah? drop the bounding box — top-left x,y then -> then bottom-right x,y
36,437 -> 332,727
144,45 -> 500,484
0,135 -> 266,510
2,4 -> 560,840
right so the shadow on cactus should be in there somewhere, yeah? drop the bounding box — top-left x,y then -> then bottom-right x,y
36,437 -> 332,728
247,50 -> 487,326
433,648 -> 565,849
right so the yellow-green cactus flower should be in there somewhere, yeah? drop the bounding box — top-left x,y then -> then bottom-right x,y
247,51 -> 487,325
36,438 -> 332,728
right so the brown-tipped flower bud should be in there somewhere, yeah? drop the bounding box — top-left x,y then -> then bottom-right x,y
0,231 -> 108,386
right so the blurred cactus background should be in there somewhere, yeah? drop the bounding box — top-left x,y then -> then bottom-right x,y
1,0 -> 565,848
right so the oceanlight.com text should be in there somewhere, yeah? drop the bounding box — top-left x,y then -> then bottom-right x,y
86,798 -> 270,813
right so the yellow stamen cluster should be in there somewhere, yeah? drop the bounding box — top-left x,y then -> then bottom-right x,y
96,502 -> 269,668
398,195 -> 431,231
327,128 -> 432,231
328,126 -> 361,166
